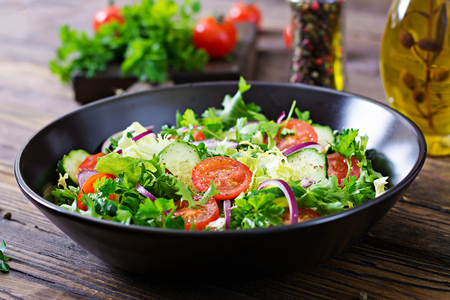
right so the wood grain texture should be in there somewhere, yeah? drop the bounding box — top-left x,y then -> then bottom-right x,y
1,0 -> 449,299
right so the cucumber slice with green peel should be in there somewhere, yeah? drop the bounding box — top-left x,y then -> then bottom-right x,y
312,124 -> 335,148
158,141 -> 202,192
57,149 -> 90,186
287,148 -> 327,182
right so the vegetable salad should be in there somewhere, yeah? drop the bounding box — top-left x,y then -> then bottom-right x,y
50,78 -> 388,231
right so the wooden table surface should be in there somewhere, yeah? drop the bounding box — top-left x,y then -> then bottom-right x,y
1,0 -> 449,299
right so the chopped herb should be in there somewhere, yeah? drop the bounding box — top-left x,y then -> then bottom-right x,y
0,240 -> 11,272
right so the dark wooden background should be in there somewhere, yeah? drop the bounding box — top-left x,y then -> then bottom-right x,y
1,0 -> 450,299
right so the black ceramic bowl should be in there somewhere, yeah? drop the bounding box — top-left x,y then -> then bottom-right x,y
15,82 -> 426,280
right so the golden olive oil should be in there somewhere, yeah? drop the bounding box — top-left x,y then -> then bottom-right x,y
380,0 -> 450,156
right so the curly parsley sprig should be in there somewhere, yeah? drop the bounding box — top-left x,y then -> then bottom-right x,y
0,240 -> 11,272
50,0 -> 208,84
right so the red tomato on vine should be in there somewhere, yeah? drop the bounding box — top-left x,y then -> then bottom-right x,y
193,16 -> 238,59
284,23 -> 292,50
226,1 -> 262,29
92,3 -> 124,32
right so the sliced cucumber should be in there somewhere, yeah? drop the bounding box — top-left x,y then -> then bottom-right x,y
287,148 -> 327,182
158,141 -> 202,192
57,149 -> 90,186
312,124 -> 335,148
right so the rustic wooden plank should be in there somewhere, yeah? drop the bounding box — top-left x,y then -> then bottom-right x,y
1,220 -> 261,299
0,159 -> 14,176
401,158 -> 450,213
0,277 -> 85,300
1,0 -> 450,299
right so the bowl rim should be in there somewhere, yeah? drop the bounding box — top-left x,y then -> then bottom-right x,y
14,81 -> 427,236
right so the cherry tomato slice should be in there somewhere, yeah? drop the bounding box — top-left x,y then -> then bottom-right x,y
298,207 -> 321,221
193,16 -> 237,58
78,153 -> 106,172
173,198 -> 220,231
327,153 -> 361,186
192,156 -> 252,200
227,1 -> 262,28
273,119 -> 318,151
93,5 -> 124,32
77,173 -> 116,211
192,131 -> 206,141
282,207 -> 321,225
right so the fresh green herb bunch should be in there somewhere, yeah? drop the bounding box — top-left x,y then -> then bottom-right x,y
50,0 -> 209,84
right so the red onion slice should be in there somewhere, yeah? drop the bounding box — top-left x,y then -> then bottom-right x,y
276,111 -> 286,124
191,139 -> 238,150
132,130 -> 155,142
78,170 -> 98,187
224,200 -> 231,230
257,179 -> 298,225
113,129 -> 155,154
300,178 -> 316,189
135,184 -> 156,201
101,131 -> 122,153
282,142 -> 324,156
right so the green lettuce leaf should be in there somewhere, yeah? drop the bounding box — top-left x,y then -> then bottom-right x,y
202,77 -> 268,130
95,153 -> 143,185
